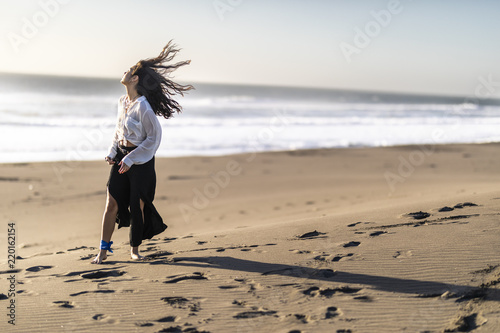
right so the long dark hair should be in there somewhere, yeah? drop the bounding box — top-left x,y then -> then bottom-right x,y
131,40 -> 194,119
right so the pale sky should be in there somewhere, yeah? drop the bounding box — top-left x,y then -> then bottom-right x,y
0,0 -> 499,97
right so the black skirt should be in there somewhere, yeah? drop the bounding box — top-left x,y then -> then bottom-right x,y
107,145 -> 167,247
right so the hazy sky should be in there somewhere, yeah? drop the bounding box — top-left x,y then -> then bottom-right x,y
1,0 -> 499,97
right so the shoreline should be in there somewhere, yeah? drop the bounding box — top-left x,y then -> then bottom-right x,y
1,140 -> 499,166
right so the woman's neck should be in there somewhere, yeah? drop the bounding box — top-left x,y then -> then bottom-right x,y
125,86 -> 140,101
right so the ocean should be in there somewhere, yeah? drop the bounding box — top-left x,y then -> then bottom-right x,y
1,72 -> 499,164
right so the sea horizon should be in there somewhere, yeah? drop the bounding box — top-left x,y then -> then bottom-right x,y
2,70 -> 500,105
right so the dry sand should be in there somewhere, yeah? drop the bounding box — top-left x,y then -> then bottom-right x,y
1,143 -> 499,332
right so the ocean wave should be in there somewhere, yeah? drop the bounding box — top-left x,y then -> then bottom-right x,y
1,74 -> 500,163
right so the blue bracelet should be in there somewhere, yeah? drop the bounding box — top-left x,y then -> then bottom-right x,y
100,240 -> 113,253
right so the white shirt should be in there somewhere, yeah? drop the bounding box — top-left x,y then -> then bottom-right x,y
107,95 -> 162,167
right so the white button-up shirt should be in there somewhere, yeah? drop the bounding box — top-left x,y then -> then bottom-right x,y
107,95 -> 162,167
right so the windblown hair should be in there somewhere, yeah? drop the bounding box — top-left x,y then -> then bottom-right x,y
131,40 -> 194,119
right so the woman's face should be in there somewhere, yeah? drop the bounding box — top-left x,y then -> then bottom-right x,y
120,67 -> 135,85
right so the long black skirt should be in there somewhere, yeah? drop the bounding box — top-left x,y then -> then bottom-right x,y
107,146 -> 167,247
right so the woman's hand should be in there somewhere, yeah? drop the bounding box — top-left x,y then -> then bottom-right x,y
118,161 -> 130,174
105,156 -> 115,165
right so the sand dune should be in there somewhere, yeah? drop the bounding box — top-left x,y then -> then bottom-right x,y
1,143 -> 499,332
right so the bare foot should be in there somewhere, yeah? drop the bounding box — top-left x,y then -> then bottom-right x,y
91,250 -> 107,264
131,247 -> 144,260
130,253 -> 145,260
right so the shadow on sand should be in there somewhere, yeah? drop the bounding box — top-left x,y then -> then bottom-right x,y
161,256 -> 500,302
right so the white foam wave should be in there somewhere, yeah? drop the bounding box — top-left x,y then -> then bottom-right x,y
1,83 -> 500,163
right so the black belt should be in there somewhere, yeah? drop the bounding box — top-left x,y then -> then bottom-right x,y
118,145 -> 136,156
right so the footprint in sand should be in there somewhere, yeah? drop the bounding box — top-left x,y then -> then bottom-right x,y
234,278 -> 248,283
288,313 -> 314,324
342,241 -> 360,248
248,282 -> 265,292
347,221 -> 372,227
81,270 -> 126,279
135,321 -> 154,327
161,296 -> 203,316
161,296 -> 190,308
157,326 -> 209,333
325,306 -> 342,319
303,286 -> 361,298
315,253 -> 356,263
232,299 -> 247,307
297,230 -> 327,239
313,253 -> 330,261
157,315 -> 178,322
446,312 -> 487,332
454,202 -> 478,209
144,250 -> 173,260
70,290 -> 115,297
92,314 -> 107,320
218,285 -> 240,290
393,250 -> 413,259
164,272 -> 207,283
26,265 -> 53,272
353,295 -> 373,302
142,246 -> 160,253
369,231 -> 387,237
437,202 -> 478,213
332,253 -> 354,262
91,313 -> 117,324
233,310 -> 277,319
406,211 -> 431,220
53,301 -> 75,308
0,269 -> 22,275
290,249 -> 311,254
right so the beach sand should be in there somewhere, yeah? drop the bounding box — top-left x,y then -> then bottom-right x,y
1,143 -> 499,332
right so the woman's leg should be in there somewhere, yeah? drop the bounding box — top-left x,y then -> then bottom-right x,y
130,199 -> 145,260
92,191 -> 118,264
129,157 -> 158,260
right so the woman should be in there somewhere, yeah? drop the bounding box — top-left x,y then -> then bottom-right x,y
92,41 -> 193,264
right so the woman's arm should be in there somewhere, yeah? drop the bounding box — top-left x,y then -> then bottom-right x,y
120,106 -> 162,169
106,96 -> 125,161
107,128 -> 119,162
